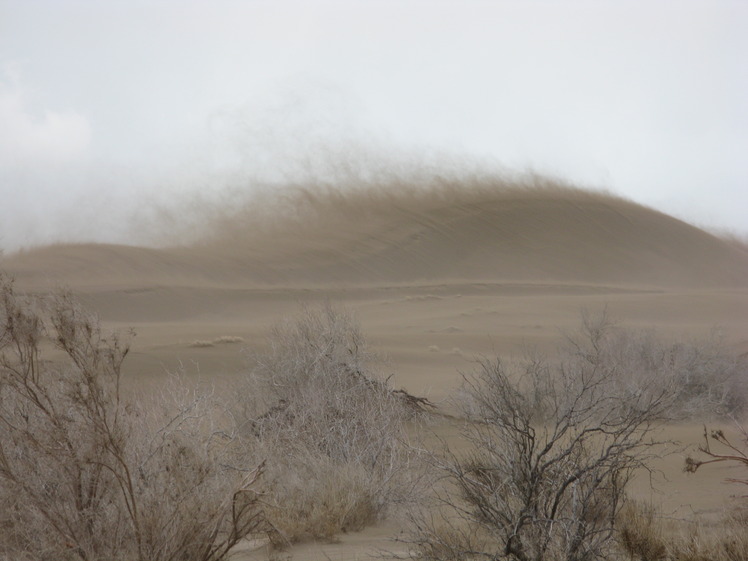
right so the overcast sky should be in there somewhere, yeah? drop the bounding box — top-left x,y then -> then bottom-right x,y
1,0 -> 746,250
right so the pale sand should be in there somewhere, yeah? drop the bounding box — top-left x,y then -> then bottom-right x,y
2,184 -> 747,559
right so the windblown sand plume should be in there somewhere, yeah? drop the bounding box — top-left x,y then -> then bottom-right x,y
4,176 -> 748,290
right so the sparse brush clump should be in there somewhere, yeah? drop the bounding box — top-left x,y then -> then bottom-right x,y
406,311 -> 675,561
617,500 -> 748,561
406,310 -> 747,561
237,304 -> 422,545
591,325 -> 747,420
4,268 -> 744,560
0,276 -> 265,561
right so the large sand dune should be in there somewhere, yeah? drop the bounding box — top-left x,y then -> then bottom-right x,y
2,180 -> 746,388
5,182 -> 748,290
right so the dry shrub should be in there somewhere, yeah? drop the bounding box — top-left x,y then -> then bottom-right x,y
407,310 -> 746,561
405,505 -> 499,561
407,311 -> 672,561
0,276 -> 265,561
590,323 -> 747,420
238,304 -> 419,545
685,424 -> 748,489
263,458 -> 380,545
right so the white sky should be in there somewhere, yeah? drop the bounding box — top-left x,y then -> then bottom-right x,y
1,0 -> 746,249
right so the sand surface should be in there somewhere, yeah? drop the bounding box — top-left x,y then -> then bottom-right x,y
2,184 -> 747,559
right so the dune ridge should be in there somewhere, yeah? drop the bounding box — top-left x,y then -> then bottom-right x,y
4,176 -> 747,289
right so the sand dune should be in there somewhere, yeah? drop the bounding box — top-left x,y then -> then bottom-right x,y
4,177 -> 744,394
4,180 -> 748,290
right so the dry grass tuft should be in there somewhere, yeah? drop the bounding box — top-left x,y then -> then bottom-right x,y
617,501 -> 668,560
618,501 -> 748,561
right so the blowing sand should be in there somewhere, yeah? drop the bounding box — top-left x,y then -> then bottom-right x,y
2,180 -> 747,559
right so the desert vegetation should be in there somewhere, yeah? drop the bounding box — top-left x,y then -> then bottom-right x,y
0,280 -> 423,558
235,304 -> 426,545
618,427 -> 748,561
1,274 -> 747,560
404,312 -> 748,561
405,312 -> 672,561
617,496 -> 748,561
0,276 -> 266,561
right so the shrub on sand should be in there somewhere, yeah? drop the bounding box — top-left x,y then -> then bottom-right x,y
406,311 -> 747,561
406,311 -> 673,561
238,304 -> 422,545
596,325 -> 747,419
617,500 -> 748,561
0,276 -> 265,561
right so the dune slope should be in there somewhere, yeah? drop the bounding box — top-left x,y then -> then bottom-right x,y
4,182 -> 747,289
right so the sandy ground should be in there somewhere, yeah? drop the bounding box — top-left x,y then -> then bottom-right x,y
110,283 -> 748,561
3,184 -> 747,559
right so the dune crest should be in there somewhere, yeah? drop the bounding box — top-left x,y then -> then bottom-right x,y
4,176 -> 748,289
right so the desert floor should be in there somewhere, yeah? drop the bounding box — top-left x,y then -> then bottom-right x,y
65,281 -> 748,560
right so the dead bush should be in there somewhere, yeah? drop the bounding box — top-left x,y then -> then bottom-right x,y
685,424 -> 748,490
0,276 -> 265,561
238,304 -> 421,545
590,323 -> 747,419
406,311 -> 672,561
